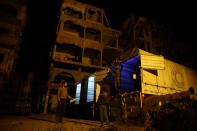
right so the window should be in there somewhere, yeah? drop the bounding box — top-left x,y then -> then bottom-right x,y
62,7 -> 82,19
87,9 -> 102,23
75,83 -> 81,104
86,28 -> 101,42
87,75 -> 95,102
63,21 -> 84,37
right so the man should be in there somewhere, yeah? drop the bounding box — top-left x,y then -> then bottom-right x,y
57,81 -> 72,122
97,77 -> 111,126
111,64 -> 122,94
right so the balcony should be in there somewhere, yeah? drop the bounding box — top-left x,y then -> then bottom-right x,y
53,51 -> 105,71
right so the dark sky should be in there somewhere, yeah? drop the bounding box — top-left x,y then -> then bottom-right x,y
83,0 -> 196,44
81,0 -> 194,40
17,0 -> 196,75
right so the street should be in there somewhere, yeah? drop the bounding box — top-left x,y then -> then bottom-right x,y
0,114 -> 144,131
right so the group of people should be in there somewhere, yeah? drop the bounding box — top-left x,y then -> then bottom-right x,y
56,63 -> 123,125
96,63 -> 124,126
96,75 -> 111,126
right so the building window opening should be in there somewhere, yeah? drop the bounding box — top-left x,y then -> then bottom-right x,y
84,49 -> 100,66
86,28 -> 101,42
56,44 -> 82,62
87,75 -> 95,102
87,9 -> 102,23
63,21 -> 84,37
62,7 -> 82,19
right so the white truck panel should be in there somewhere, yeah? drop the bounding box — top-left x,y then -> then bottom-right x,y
140,50 -> 197,95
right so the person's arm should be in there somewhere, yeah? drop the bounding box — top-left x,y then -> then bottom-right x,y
67,95 -> 72,99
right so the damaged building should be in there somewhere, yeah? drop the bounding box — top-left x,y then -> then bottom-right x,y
0,0 -> 26,112
119,14 -> 173,55
119,14 -> 195,68
44,0 -> 122,114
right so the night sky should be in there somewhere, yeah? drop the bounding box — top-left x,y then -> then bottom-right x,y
16,0 -> 196,78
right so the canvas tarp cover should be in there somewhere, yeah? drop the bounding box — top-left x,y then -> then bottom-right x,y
94,69 -> 109,82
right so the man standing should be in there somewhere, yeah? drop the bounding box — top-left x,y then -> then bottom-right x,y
57,81 -> 72,122
97,77 -> 111,126
111,64 -> 122,94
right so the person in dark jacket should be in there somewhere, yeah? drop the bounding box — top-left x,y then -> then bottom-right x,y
111,64 -> 123,94
97,78 -> 111,126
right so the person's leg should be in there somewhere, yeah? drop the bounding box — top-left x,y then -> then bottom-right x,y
59,99 -> 66,122
123,104 -> 127,123
58,99 -> 63,122
61,99 -> 66,121
103,105 -> 109,125
99,105 -> 104,125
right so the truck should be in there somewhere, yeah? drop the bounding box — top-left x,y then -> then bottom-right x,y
116,48 -> 197,95
107,48 -> 197,129
58,48 -> 197,128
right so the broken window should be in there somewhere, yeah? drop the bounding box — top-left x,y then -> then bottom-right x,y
0,53 -> 4,64
144,69 -> 158,76
84,48 -> 101,66
63,21 -> 84,37
87,9 -> 102,23
86,28 -> 101,42
62,7 -> 82,19
56,44 -> 82,62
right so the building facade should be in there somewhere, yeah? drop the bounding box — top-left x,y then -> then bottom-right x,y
0,0 -> 26,88
49,0 -> 122,86
0,0 -> 27,113
44,0 -> 122,113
